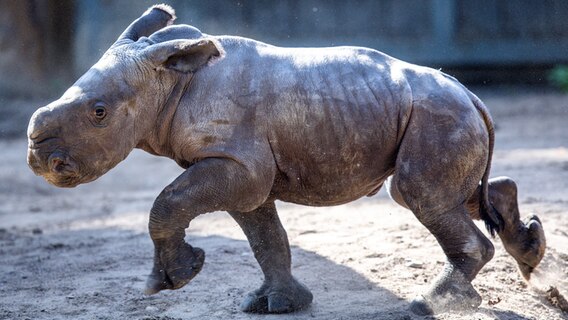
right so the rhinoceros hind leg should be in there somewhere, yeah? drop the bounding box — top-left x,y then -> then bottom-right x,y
389,177 -> 491,314
466,177 -> 546,280
409,261 -> 483,315
402,202 -> 492,315
511,214 -> 546,280
391,171 -> 494,315
391,104 -> 495,314
229,203 -> 313,313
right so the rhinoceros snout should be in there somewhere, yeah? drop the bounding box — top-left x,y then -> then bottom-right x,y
28,105 -> 57,141
27,148 -> 43,174
27,146 -> 82,187
47,152 -> 79,176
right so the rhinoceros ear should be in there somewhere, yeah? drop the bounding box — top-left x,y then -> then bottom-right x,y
143,38 -> 224,73
113,4 -> 176,48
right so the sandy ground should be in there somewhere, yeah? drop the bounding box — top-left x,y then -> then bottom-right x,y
1,89 -> 567,320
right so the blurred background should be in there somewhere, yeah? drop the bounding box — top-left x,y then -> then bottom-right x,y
1,2 -> 568,318
1,0 -> 568,137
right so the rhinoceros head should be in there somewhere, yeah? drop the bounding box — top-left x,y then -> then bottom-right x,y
27,5 -> 223,187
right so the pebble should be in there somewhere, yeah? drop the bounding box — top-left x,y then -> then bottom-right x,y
145,306 -> 159,312
405,261 -> 424,269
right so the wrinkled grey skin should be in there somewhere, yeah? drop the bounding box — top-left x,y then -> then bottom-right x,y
27,5 -> 546,315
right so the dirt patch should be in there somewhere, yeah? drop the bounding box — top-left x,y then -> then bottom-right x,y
546,287 -> 568,313
1,90 -> 567,319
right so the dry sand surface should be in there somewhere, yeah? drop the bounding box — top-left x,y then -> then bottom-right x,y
1,89 -> 567,319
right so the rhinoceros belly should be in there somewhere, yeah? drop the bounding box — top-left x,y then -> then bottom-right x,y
267,70 -> 408,205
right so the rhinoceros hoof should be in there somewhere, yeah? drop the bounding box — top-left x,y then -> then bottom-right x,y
144,245 -> 205,295
240,279 -> 313,313
516,214 -> 546,280
410,281 -> 481,315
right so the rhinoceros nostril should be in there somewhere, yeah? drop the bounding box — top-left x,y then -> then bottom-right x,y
46,153 -> 79,177
48,154 -> 65,173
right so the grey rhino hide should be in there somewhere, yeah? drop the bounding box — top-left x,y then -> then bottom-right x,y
26,4 -> 546,316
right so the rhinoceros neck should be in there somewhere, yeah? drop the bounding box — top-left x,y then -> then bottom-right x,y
136,76 -> 192,159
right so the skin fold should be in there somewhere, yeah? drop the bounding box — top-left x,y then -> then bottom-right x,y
26,5 -> 546,315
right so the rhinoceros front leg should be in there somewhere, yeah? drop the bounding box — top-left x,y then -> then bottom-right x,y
466,177 -> 546,280
229,203 -> 313,313
144,157 -> 271,295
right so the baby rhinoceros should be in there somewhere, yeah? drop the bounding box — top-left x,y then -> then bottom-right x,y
27,5 -> 546,316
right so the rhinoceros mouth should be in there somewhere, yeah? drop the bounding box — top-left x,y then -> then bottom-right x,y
28,148 -> 93,188
43,164 -> 100,188
45,174 -> 82,188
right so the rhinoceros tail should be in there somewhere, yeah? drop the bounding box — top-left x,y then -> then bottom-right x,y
469,91 -> 505,237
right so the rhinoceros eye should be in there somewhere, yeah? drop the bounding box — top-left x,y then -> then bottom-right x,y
93,105 -> 107,120
89,103 -> 109,127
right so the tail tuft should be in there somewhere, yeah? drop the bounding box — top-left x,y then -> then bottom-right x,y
479,198 -> 504,237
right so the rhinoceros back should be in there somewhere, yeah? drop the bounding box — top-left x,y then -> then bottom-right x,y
248,44 -> 414,205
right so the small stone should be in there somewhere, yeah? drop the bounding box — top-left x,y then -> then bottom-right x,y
32,228 -> 43,235
145,306 -> 159,312
405,261 -> 424,269
546,286 -> 568,313
488,296 -> 502,306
